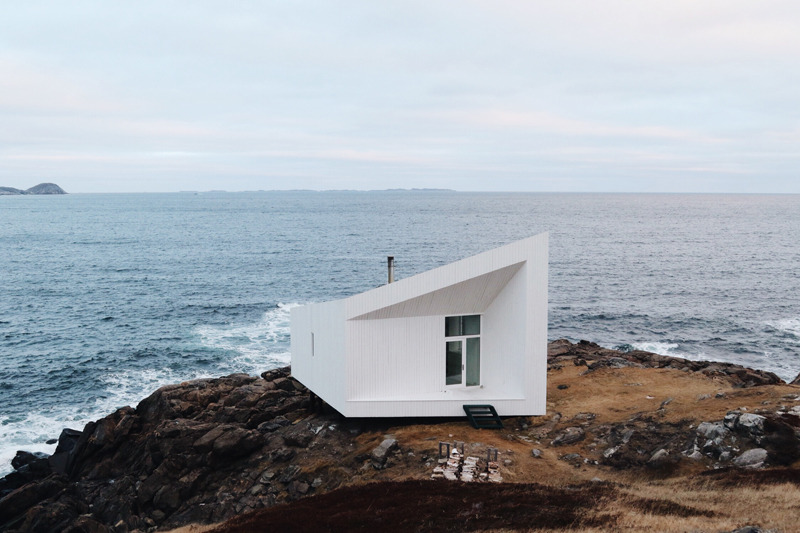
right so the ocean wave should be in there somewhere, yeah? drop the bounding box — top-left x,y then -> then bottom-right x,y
765,318 -> 800,342
194,302 -> 299,375
612,341 -> 709,362
623,341 -> 680,355
0,411 -> 80,478
0,304 -> 301,477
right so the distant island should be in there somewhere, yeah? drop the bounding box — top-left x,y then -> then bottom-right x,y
0,183 -> 67,195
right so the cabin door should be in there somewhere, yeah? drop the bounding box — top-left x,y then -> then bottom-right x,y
445,315 -> 481,387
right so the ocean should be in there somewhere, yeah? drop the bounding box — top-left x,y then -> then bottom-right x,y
1,191 -> 799,475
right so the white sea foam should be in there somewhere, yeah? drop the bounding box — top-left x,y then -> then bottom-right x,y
0,411 -> 87,477
195,302 -> 298,375
766,317 -> 800,342
623,341 -> 708,362
0,369 -> 207,477
629,341 -> 681,355
0,304 -> 301,477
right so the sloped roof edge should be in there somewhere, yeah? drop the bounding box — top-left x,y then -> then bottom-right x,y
349,261 -> 524,320
345,232 -> 548,319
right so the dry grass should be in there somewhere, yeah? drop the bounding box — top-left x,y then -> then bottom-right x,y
367,365 -> 800,530
185,364 -> 800,531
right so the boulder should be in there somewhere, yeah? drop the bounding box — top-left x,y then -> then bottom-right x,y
551,427 -> 585,446
648,449 -> 669,463
559,453 -> 582,464
696,421 -> 728,441
371,438 -> 398,466
11,451 -> 49,471
736,413 -> 766,436
733,448 -> 768,469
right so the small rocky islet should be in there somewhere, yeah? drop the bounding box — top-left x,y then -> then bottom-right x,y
2,340 -> 800,532
0,183 -> 67,195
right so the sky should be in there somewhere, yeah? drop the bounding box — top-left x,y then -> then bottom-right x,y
1,1 -> 799,193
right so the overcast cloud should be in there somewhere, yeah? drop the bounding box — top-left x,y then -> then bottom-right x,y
1,1 -> 799,193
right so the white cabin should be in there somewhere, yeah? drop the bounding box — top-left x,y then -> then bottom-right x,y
290,233 -> 548,418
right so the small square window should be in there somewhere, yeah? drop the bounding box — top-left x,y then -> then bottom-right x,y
462,315 -> 480,336
445,316 -> 461,337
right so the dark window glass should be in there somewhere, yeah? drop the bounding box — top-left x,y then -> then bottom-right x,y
445,316 -> 461,337
446,315 -> 480,337
462,315 -> 480,335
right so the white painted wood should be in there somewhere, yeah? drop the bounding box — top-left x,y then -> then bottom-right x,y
290,233 -> 548,418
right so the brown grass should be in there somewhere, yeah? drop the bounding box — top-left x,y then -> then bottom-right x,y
197,364 -> 800,532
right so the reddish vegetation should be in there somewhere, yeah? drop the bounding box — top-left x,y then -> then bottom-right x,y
208,479 -> 615,533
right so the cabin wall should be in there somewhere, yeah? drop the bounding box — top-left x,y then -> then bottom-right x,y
343,273 -> 531,416
525,233 -> 549,415
482,264 -> 527,397
290,300 -> 346,413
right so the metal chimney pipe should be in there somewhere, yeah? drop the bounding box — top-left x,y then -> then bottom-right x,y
387,256 -> 395,284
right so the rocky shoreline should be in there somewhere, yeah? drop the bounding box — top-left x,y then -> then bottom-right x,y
2,341 -> 800,532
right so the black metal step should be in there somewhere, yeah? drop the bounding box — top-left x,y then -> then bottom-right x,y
463,404 -> 503,429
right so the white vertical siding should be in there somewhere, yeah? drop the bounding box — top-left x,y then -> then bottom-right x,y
482,264 -> 527,397
290,299 -> 347,413
346,316 -> 441,401
525,233 -> 549,415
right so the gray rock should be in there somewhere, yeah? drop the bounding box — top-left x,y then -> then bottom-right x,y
278,465 -> 301,483
371,438 -> 398,464
531,448 -> 542,458
11,451 -> 50,472
685,449 -> 704,461
258,470 -> 275,484
648,449 -> 668,463
696,421 -> 729,441
733,448 -> 768,469
289,480 -> 309,496
551,427 -> 585,446
620,428 -> 634,444
588,357 -> 638,370
723,411 -> 740,430
603,446 -> 618,459
736,413 -> 766,436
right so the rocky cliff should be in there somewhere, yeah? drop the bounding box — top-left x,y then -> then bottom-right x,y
0,183 -> 67,195
2,342 -> 800,533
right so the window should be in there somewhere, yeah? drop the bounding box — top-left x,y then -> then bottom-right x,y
445,315 -> 480,387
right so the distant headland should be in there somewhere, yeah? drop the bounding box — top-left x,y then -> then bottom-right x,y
0,183 -> 67,195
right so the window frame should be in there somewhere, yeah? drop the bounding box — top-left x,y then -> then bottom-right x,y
444,314 -> 481,388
